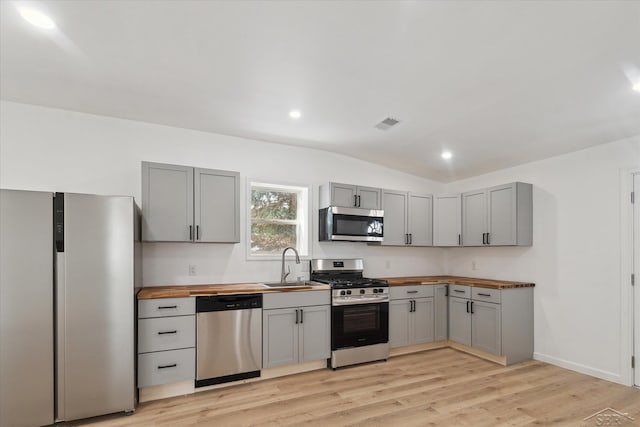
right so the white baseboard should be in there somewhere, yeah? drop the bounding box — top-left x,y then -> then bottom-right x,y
533,352 -> 623,385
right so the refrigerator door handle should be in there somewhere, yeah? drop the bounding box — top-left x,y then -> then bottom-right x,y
56,253 -> 66,422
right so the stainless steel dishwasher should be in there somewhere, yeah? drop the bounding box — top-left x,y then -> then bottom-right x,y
195,294 -> 262,387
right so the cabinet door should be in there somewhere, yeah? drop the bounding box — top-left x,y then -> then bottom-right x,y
381,190 -> 407,246
462,189 -> 487,246
487,183 -> 516,246
471,301 -> 502,355
434,284 -> 448,341
194,168 -> 240,243
412,298 -> 435,344
389,299 -> 411,348
433,194 -> 461,246
357,186 -> 382,210
448,297 -> 471,346
407,193 -> 433,246
331,183 -> 358,208
263,308 -> 298,368
299,305 -> 330,363
142,162 -> 193,242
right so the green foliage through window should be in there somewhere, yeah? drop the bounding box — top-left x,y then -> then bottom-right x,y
250,185 -> 307,255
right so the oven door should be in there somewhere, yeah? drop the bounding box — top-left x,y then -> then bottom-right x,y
331,302 -> 389,350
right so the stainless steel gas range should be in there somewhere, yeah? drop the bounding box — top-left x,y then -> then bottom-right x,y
310,259 -> 389,369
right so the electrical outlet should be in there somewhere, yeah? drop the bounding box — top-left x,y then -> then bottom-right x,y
385,260 -> 391,269
188,264 -> 197,276
471,260 -> 477,271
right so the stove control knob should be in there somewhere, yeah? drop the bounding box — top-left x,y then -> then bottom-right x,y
378,288 -> 384,293
346,290 -> 352,295
373,289 -> 378,294
360,289 -> 365,294
340,290 -> 345,296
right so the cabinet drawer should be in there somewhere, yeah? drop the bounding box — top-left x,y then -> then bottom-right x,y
138,316 -> 195,353
139,297 -> 195,318
138,348 -> 195,388
390,285 -> 434,300
449,284 -> 470,299
263,290 -> 330,309
471,287 -> 501,304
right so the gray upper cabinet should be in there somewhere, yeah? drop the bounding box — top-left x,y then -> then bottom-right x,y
320,182 -> 382,209
142,162 -> 240,243
461,189 -> 486,247
381,190 -> 432,246
142,162 -> 194,242
433,194 -> 461,246
462,182 -> 532,246
381,190 -> 407,246
194,168 -> 240,243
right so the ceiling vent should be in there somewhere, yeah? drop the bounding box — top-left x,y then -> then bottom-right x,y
374,117 -> 400,131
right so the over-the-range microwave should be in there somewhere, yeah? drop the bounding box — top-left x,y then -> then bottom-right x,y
319,206 -> 384,242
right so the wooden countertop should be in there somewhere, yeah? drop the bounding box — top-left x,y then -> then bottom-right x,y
383,276 -> 535,289
137,282 -> 331,299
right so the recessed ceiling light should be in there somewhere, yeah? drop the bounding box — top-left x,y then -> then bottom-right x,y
633,82 -> 640,93
18,7 -> 56,29
441,151 -> 453,160
289,110 -> 301,119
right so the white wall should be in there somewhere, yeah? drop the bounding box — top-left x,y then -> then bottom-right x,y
0,101 -> 446,285
444,136 -> 640,385
2,100 -> 638,387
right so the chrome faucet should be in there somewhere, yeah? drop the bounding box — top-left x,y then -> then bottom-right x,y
281,246 -> 301,283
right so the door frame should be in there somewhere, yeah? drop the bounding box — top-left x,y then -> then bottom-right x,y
621,168 -> 640,386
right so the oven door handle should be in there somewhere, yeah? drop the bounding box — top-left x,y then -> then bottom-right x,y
331,297 -> 389,306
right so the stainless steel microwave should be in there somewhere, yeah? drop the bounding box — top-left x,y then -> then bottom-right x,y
319,206 -> 384,242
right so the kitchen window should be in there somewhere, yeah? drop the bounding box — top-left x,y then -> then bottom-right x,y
248,181 -> 310,259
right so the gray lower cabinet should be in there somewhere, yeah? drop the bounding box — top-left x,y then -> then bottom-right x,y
262,291 -> 331,369
434,284 -> 448,341
389,285 -> 435,348
448,285 -> 533,364
137,297 -> 196,388
142,161 -> 240,243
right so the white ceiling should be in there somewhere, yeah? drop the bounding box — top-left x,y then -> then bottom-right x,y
1,1 -> 639,182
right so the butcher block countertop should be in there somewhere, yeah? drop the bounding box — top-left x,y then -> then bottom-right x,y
384,276 -> 535,289
137,282 -> 331,299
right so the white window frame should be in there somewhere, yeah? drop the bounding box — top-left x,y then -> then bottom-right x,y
246,180 -> 311,261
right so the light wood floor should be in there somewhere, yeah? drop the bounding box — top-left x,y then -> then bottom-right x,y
70,348 -> 640,426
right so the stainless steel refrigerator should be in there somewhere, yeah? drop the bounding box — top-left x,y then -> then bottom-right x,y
0,189 -> 138,426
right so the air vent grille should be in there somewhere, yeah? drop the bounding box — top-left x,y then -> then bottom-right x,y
374,117 -> 400,131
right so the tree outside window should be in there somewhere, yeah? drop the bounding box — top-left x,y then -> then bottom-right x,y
249,182 -> 309,257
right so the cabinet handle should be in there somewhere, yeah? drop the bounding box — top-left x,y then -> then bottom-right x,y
189,225 -> 193,240
158,330 -> 177,335
158,305 -> 177,309
458,234 -> 461,245
300,309 -> 304,324
409,233 -> 412,245
470,301 -> 474,314
354,195 -> 358,207
453,289 -> 465,293
478,293 -> 491,297
482,233 -> 486,244
407,290 -> 418,294
158,364 -> 177,369
466,301 -> 470,313
196,225 -> 200,240
358,195 -> 361,207
445,286 -> 449,297
295,309 -> 299,324
486,233 -> 490,245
